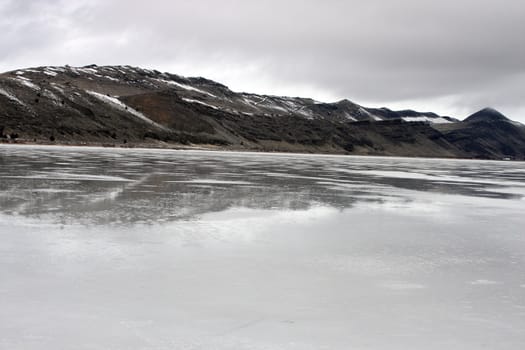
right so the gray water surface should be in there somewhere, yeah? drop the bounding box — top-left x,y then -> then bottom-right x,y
1,145 -> 524,349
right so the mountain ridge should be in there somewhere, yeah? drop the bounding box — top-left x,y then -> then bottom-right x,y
464,107 -> 510,123
1,64 -> 524,159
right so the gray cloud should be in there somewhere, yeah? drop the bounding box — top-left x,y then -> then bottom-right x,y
1,0 -> 524,121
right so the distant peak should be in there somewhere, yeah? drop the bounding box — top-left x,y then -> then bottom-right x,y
480,107 -> 502,114
336,99 -> 358,106
464,107 -> 509,123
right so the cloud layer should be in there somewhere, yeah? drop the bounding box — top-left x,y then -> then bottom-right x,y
1,0 -> 524,120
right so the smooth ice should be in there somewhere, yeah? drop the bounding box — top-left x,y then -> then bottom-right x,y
1,145 -> 525,349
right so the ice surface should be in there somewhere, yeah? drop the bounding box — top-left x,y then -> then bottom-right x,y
469,279 -> 502,285
1,145 -> 525,350
169,179 -> 253,185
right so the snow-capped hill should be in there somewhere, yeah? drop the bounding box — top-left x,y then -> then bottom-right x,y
1,65 -> 524,159
2,65 -> 454,124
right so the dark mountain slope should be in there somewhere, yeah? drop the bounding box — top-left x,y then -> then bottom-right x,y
435,109 -> 525,159
0,65 -> 523,159
464,107 -> 510,123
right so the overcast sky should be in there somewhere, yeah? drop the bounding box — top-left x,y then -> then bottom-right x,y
1,0 -> 524,121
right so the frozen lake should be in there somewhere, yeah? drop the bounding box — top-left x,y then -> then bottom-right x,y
1,145 -> 525,349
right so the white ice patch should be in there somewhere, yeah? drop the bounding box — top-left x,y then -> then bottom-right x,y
332,168 -> 525,188
182,98 -> 219,110
242,95 -> 314,117
76,67 -> 99,74
358,107 -> 377,120
0,88 -> 26,106
11,77 -> 39,90
265,104 -> 288,113
169,179 -> 253,185
43,70 -> 58,77
402,116 -> 452,124
308,254 -> 434,275
280,98 -> 299,109
380,282 -> 427,290
43,90 -> 61,105
253,96 -> 269,106
284,100 -> 314,118
46,66 -> 66,72
242,96 -> 260,108
86,90 -> 169,131
294,108 -> 314,119
50,83 -> 65,95
154,79 -> 216,97
469,280 -> 501,285
26,189 -> 80,194
5,172 -> 132,182
103,75 -> 120,82
343,112 -> 357,121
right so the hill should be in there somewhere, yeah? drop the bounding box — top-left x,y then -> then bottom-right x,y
1,65 -> 524,159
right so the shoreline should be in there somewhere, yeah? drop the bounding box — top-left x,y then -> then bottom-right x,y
0,139 -> 522,162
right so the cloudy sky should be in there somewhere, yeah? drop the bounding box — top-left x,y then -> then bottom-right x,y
1,0 -> 524,121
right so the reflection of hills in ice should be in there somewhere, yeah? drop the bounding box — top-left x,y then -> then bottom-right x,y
1,145 -> 525,225
2,145 -> 525,350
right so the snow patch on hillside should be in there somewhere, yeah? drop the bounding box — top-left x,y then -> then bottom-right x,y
43,70 -> 58,77
402,116 -> 452,124
86,90 -> 169,131
182,98 -> 219,110
154,79 -> 216,97
50,83 -> 65,95
292,106 -> 315,119
11,77 -> 39,90
43,90 -> 62,105
103,76 -> 120,82
47,67 -> 66,73
358,107 -> 377,121
75,67 -> 99,75
0,88 -> 26,106
241,94 -> 319,118
343,112 -> 357,121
